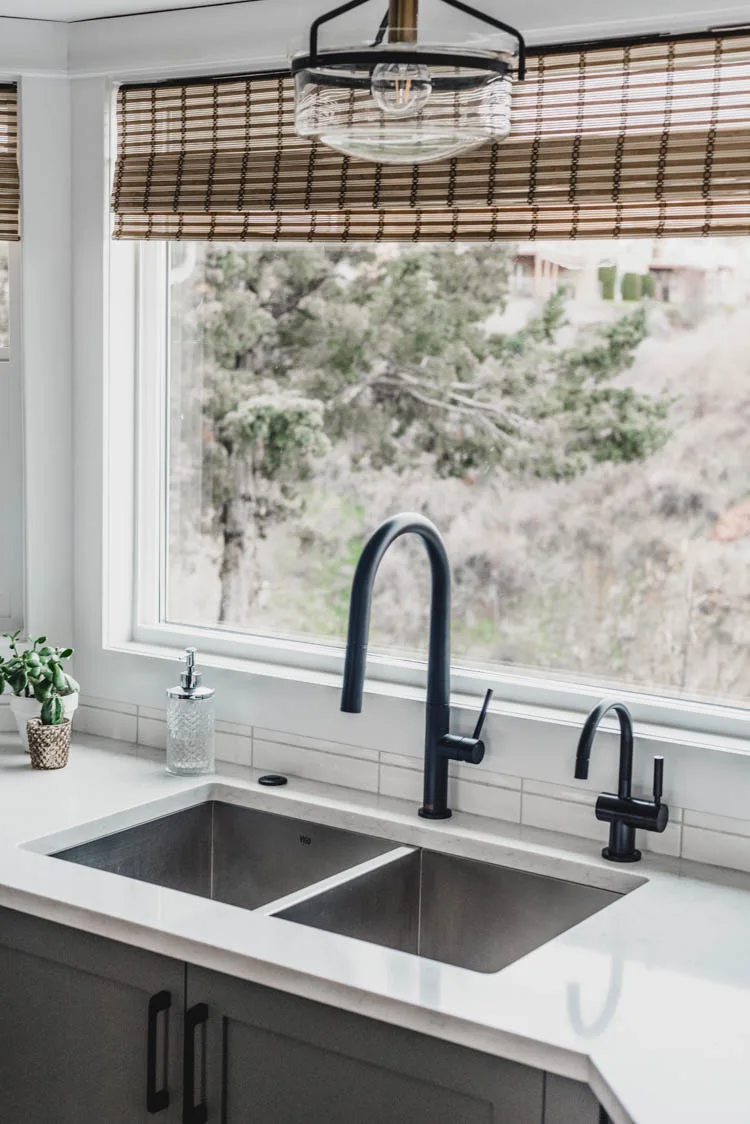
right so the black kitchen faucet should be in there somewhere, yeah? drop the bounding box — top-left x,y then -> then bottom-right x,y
575,699 -> 669,862
341,513 -> 491,819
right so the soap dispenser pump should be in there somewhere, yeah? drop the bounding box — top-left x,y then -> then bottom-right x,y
166,647 -> 215,776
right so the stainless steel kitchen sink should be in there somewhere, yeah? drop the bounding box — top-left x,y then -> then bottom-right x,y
277,849 -> 622,973
53,801 -> 398,910
53,800 -> 626,974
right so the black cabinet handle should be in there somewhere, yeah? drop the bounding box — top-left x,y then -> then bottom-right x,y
183,1002 -> 209,1124
146,990 -> 171,1114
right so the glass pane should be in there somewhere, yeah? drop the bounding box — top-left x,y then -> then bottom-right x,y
0,242 -> 11,350
166,238 -> 750,705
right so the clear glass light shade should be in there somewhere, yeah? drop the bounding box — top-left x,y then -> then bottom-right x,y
294,49 -> 514,165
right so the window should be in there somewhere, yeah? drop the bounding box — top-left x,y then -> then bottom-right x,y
147,235 -> 750,707
0,241 -> 21,632
0,243 -> 11,353
117,38 -> 750,725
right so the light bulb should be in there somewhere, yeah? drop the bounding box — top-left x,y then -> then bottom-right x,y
371,62 -> 432,118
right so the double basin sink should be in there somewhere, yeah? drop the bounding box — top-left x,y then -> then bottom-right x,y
53,800 -> 623,974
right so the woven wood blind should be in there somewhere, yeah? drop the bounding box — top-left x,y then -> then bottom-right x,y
0,87 -> 19,241
112,34 -> 750,242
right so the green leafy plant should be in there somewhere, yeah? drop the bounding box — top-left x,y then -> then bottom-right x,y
641,273 -> 656,299
0,632 -> 79,725
621,272 -> 642,301
598,264 -> 617,301
38,697 -> 66,726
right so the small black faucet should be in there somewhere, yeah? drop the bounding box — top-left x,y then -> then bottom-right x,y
575,699 -> 669,862
341,513 -> 491,819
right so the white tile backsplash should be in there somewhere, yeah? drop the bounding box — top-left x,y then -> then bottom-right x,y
681,826 -> 750,874
380,750 -> 419,772
523,776 -> 683,819
523,778 -> 596,806
215,717 -> 253,738
254,738 -> 378,793
138,705 -> 167,723
683,808 -> 750,838
379,763 -> 423,803
53,693 -> 750,878
75,704 -> 138,744
454,778 -> 521,822
253,726 -> 379,762
378,762 -> 521,821
521,792 -> 601,842
214,724 -> 252,767
136,714 -> 167,751
643,820 -> 682,858
79,694 -> 138,715
520,788 -> 682,858
452,760 -> 522,790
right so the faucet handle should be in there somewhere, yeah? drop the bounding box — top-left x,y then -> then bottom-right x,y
439,690 -> 493,767
472,689 -> 494,741
653,756 -> 664,804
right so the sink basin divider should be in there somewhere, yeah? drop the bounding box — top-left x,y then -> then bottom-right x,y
257,846 -> 417,918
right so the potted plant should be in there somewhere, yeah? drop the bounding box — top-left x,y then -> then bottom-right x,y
26,696 -> 72,770
0,632 -> 79,752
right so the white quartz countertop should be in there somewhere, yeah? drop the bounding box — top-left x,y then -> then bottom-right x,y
1,733 -> 749,1124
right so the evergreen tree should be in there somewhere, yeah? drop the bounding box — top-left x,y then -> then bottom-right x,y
187,245 -> 668,620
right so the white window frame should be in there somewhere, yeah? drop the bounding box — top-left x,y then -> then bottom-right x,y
126,240 -> 750,746
0,241 -> 24,636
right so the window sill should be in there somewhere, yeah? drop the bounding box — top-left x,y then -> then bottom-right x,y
114,629 -> 750,762
65,628 -> 750,828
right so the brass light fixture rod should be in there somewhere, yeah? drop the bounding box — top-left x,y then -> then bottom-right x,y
388,0 -> 419,43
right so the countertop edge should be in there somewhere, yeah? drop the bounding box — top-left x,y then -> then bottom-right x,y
0,879 -> 592,1079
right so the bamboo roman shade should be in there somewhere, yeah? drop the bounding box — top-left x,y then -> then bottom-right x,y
0,86 -> 19,241
112,34 -> 750,242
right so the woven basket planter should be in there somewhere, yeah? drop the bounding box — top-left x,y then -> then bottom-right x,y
26,718 -> 71,770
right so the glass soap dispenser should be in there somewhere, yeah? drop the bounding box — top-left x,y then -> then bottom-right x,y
166,647 -> 215,775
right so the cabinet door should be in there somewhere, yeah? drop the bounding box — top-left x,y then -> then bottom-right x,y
0,906 -> 184,1124
543,1073 -> 603,1124
188,965 -> 544,1124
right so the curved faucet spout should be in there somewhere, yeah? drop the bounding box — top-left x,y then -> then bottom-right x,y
341,513 -> 450,717
343,512 -> 483,819
574,699 -> 634,799
574,697 -> 668,863
341,512 -> 489,818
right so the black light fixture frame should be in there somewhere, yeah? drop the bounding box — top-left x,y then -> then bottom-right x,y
291,0 -> 527,88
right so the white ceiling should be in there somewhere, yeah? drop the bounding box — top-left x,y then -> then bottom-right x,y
0,0 -> 247,20
0,0 -> 745,30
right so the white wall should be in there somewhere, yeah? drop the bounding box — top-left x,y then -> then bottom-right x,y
0,23 -> 68,640
19,76 -> 73,643
0,242 -> 22,634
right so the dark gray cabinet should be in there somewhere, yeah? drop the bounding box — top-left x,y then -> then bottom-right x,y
544,1074 -> 603,1124
0,907 -> 184,1123
0,907 -> 604,1124
189,964 -> 545,1124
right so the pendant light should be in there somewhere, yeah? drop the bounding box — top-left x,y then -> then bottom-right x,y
292,0 -> 526,165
